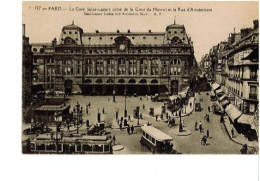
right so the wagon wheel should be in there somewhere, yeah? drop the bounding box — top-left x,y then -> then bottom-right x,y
36,129 -> 41,135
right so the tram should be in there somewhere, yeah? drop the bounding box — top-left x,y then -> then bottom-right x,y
25,134 -> 113,154
140,125 -> 176,154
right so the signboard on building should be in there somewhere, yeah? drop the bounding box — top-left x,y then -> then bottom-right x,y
249,104 -> 256,113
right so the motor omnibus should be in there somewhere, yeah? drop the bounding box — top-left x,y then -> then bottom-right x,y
25,134 -> 113,154
140,125 -> 176,154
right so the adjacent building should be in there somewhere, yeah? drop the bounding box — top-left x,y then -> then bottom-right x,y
31,21 -> 197,96
201,20 -> 259,140
22,24 -> 33,107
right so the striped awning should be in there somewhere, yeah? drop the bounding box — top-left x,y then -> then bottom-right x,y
218,94 -> 227,101
225,104 -> 242,122
220,99 -> 230,107
215,89 -> 224,96
211,83 -> 220,90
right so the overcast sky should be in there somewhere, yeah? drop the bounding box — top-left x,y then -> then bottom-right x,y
23,1 -> 258,62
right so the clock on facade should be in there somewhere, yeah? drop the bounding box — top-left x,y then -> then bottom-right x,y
119,44 -> 126,51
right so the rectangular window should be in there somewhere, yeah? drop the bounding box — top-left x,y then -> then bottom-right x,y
250,86 -> 257,94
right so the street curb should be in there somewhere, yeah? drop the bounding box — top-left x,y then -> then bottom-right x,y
171,129 -> 192,136
110,125 -> 142,129
112,144 -> 124,151
222,121 -> 257,149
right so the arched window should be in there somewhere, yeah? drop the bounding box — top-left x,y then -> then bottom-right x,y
33,48 -> 37,52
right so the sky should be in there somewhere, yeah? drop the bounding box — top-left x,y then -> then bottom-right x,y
23,1 -> 258,62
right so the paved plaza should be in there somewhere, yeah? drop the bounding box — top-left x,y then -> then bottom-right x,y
22,91 -> 258,154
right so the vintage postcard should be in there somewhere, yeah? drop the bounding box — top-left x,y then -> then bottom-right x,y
22,1 -> 259,154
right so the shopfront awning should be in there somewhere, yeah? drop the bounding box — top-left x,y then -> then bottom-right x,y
220,99 -> 230,107
237,114 -> 253,124
215,89 -> 224,96
218,94 -> 227,101
237,114 -> 258,132
225,104 -> 242,122
211,83 -> 220,90
210,91 -> 215,96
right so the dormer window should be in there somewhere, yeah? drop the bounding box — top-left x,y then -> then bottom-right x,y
75,31 -> 78,34
132,37 -> 135,40
110,37 -> 113,40
168,31 -> 171,34
63,31 -> 66,34
174,31 -> 177,34
100,37 -> 102,40
88,37 -> 91,40
143,37 -> 146,40
75,38 -> 78,41
69,31 -> 72,34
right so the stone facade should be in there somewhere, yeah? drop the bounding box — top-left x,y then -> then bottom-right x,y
22,24 -> 33,106
31,21 -> 197,95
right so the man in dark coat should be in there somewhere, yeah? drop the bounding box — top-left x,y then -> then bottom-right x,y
131,125 -> 134,134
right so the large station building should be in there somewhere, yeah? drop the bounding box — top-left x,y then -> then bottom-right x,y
31,21 -> 197,95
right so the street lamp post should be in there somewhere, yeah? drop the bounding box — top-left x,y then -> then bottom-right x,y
179,98 -> 183,132
124,88 -> 127,117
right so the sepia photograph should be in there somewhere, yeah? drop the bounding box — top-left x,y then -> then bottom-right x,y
22,1 -> 259,155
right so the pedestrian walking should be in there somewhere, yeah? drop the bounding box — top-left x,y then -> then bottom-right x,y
220,114 -> 224,123
190,102 -> 192,108
127,126 -> 130,135
143,104 -> 145,110
88,102 -> 91,108
113,135 -> 116,145
206,129 -> 209,138
156,115 -> 158,122
207,115 -> 210,122
131,125 -> 134,134
231,128 -> 234,138
140,113 -> 142,119
200,135 -> 204,145
208,106 -> 210,112
195,121 -> 198,130
199,121 -> 202,132
161,113 -> 163,120
86,119 -> 89,127
166,112 -> 169,119
204,136 -> 207,146
116,111 -> 118,121
119,122 -> 122,130
102,108 -> 105,114
86,107 -> 88,114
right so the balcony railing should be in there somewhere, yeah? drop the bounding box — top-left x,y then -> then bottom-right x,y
249,94 -> 257,100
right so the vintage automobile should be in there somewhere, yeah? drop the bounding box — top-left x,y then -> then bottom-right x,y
23,123 -> 53,135
87,122 -> 106,136
212,103 -> 224,115
151,93 -> 169,102
195,102 -> 202,111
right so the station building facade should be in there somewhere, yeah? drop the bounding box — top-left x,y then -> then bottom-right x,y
31,21 -> 197,95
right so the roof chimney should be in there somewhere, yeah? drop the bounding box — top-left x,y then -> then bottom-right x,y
128,29 -> 131,33
117,29 -> 120,33
96,30 -> 99,33
148,30 -> 152,33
